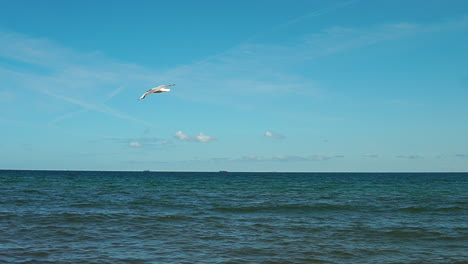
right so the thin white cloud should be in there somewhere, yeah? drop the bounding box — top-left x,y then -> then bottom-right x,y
175,131 -> 215,142
119,153 -> 347,168
231,154 -> 343,162
274,155 -> 309,162
0,30 -> 160,127
196,133 -> 214,142
175,131 -> 190,141
2,15 -> 467,129
230,17 -> 468,67
269,0 -> 361,34
177,0 -> 361,70
396,155 -> 424,160
49,109 -> 87,125
238,155 -> 264,162
159,17 -> 468,113
105,86 -> 126,101
50,85 -> 129,125
40,87 -> 156,127
310,154 -> 342,161
121,160 -> 169,165
129,141 -> 142,148
101,136 -> 172,149
264,131 -> 285,139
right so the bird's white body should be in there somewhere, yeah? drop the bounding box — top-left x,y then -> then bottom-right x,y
139,84 -> 175,100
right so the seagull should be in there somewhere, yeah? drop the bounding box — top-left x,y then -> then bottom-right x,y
139,84 -> 175,100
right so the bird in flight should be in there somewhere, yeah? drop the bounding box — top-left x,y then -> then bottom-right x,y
139,84 -> 175,100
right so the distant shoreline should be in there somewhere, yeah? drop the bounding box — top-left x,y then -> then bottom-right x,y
1,169 -> 467,174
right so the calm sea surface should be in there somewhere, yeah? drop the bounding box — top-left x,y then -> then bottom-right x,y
0,171 -> 467,263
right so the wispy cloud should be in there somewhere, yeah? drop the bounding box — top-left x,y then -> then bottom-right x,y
161,16 -> 468,112
196,133 -> 214,142
132,154 -> 344,165
48,86 -> 128,125
175,131 -> 215,142
0,30 -> 160,127
101,136 -> 172,149
311,154 -> 345,161
175,131 -> 190,141
129,141 -> 142,148
41,88 -> 158,127
363,153 -> 379,158
121,160 -> 169,165
264,131 -> 286,139
396,155 -> 424,160
268,0 -> 361,34
436,154 -> 468,159
275,155 -> 310,162
2,15 -> 467,127
231,154 -> 344,162
236,156 -> 264,162
231,17 -> 468,66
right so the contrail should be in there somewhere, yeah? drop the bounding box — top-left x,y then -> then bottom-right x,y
105,86 -> 126,101
161,0 -> 361,79
41,88 -> 158,128
50,86 -> 127,125
50,109 -> 88,125
267,0 -> 361,34
47,0 -> 361,126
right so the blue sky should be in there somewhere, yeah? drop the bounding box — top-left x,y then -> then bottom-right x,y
1,0 -> 467,172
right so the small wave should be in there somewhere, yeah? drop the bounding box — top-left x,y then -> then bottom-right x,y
212,203 -> 359,213
21,189 -> 44,194
156,214 -> 194,221
68,203 -> 99,208
398,206 -> 429,212
378,228 -> 444,238
398,205 -> 466,212
113,258 -> 148,264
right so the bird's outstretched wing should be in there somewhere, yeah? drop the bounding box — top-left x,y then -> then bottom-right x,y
152,84 -> 174,92
139,91 -> 150,100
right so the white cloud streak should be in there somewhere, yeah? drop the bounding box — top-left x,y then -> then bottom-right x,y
100,136 -> 173,150
264,131 -> 286,139
0,30 -> 160,127
2,15 -> 466,128
129,141 -> 142,148
49,85 -> 128,125
155,17 -> 468,112
39,87 -> 156,127
175,131 -> 215,142
196,133 -> 214,142
396,155 -> 424,160
232,154 -> 344,162
268,0 -> 361,34
175,131 -> 190,141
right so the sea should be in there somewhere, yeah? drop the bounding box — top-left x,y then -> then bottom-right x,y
0,170 -> 466,264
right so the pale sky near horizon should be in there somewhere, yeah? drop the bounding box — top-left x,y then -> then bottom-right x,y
1,0 -> 467,172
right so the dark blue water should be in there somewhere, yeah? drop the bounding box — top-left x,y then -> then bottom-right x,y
0,171 -> 467,263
